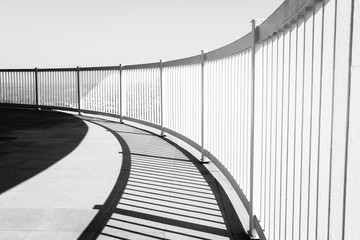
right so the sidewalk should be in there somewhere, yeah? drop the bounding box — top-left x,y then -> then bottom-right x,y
0,108 -> 249,240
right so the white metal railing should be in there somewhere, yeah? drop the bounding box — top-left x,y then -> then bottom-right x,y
0,70 -> 36,105
204,49 -> 252,198
0,0 -> 358,239
123,65 -> 161,125
163,64 -> 202,144
38,70 -> 78,109
80,68 -> 121,115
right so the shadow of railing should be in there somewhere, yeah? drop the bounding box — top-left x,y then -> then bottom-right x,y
78,118 -> 249,240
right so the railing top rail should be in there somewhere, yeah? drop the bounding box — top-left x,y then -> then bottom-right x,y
0,66 -> 121,72
122,62 -> 160,70
257,0 -> 313,41
163,54 -> 202,68
38,67 -> 77,72
0,69 -> 35,72
205,32 -> 253,61
79,66 -> 120,71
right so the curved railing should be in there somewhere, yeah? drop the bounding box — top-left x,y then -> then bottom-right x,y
1,0 -> 358,239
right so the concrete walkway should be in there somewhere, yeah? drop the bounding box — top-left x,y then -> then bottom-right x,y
0,108 -> 249,240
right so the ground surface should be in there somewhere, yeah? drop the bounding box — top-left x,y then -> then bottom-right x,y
0,108 -> 249,240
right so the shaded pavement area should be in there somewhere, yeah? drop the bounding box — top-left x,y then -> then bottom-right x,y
0,108 -> 249,240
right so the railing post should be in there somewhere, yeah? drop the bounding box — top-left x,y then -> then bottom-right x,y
160,59 -> 164,136
119,64 -> 123,123
35,67 -> 39,110
249,19 -> 261,238
77,66 -> 81,116
200,50 -> 206,162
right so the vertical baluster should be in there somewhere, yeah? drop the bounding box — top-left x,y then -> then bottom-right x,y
35,68 -> 39,109
316,0 -> 335,239
284,22 -> 293,240
119,65 -> 123,122
160,60 -> 164,135
250,19 -> 257,236
77,66 -> 81,115
200,50 -> 205,162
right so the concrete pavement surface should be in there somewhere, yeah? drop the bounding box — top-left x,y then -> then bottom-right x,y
0,108 -> 249,240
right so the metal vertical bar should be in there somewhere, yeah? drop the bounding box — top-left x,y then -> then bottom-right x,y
0,72 -> 3,102
77,66 -> 81,115
18,72 -> 22,104
292,17 -> 300,240
60,71 -> 63,107
143,69 -> 146,121
264,38 -> 269,232
0,72 -> 2,103
260,41 -> 265,223
315,1 -> 326,238
26,72 -> 30,104
200,50 -> 205,162
17,72 -> 20,104
153,69 -> 156,123
0,72 -> 5,103
307,4 -> 316,240
279,26 -> 286,240
269,35 -> 275,238
273,31 -> 280,240
140,70 -> 144,120
35,68 -> 39,110
54,72 -> 58,107
132,70 -> 135,118
128,71 -> 131,117
48,72 -> 52,105
299,10 -> 308,240
240,53 -> 245,190
20,72 -> 24,104
249,19 -> 258,237
3,72 -> 6,102
148,69 -> 152,123
160,60 -> 164,136
119,64 -> 123,123
284,22 -> 293,240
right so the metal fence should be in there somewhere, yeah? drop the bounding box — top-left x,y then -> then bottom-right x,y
0,0 -> 358,239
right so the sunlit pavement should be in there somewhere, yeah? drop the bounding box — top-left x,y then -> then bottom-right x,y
0,108 -> 249,240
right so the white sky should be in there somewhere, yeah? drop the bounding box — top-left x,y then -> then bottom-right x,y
0,0 -> 283,68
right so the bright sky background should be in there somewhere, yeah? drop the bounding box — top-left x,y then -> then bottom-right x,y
0,0 -> 283,68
